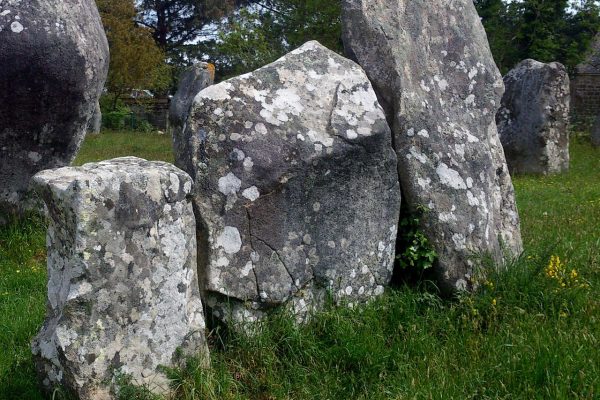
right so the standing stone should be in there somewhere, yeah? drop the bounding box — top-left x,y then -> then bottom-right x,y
31,157 -> 208,399
170,63 -> 215,145
342,0 -> 522,292
496,59 -> 571,174
0,0 -> 109,216
88,101 -> 103,134
592,115 -> 600,147
175,41 -> 400,325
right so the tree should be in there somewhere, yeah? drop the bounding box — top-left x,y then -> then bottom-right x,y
561,0 -> 600,72
475,0 -> 600,74
474,0 -> 521,73
202,0 -> 342,79
97,0 -> 170,109
210,8 -> 284,78
257,0 -> 343,53
517,0 -> 569,63
136,0 -> 251,55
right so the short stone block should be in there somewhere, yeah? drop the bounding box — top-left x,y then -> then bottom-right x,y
31,157 -> 208,399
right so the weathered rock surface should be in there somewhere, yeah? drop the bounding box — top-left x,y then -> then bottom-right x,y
31,157 -> 208,399
175,41 -> 400,324
496,59 -> 571,174
0,0 -> 109,216
342,0 -> 522,291
592,115 -> 600,147
88,101 -> 102,134
170,63 -> 215,143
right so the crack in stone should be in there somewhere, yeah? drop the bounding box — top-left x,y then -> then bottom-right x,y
245,206 -> 299,292
326,82 -> 371,151
244,207 -> 261,298
327,81 -> 342,134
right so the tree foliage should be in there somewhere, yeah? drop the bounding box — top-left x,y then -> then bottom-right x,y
97,0 -> 170,109
136,0 -> 250,55
202,0 -> 342,79
210,0 -> 597,79
475,0 -> 600,74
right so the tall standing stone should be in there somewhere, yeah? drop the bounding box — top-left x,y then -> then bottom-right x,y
31,157 -> 208,399
592,115 -> 600,147
342,0 -> 522,292
496,59 -> 571,174
170,63 -> 215,147
0,0 -> 109,216
175,41 -> 400,324
88,101 -> 103,134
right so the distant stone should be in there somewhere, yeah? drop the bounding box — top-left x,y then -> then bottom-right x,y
0,0 -> 109,217
342,0 -> 522,292
592,115 -> 600,147
170,63 -> 215,146
31,157 -> 208,399
497,59 -> 571,174
88,101 -> 102,134
175,41 -> 400,325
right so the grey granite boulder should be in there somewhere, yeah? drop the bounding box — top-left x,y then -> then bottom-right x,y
88,101 -> 102,134
592,115 -> 600,147
496,59 -> 571,174
342,0 -> 523,292
175,41 -> 400,325
0,0 -> 109,216
31,157 -> 208,399
170,63 -> 215,143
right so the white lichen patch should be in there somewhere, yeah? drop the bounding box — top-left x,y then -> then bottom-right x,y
218,173 -> 241,195
409,147 -> 429,164
436,163 -> 467,190
307,129 -> 334,147
196,82 -> 233,102
242,186 -> 260,202
243,158 -> 254,171
10,20 -> 22,33
241,261 -> 253,277
216,226 -> 242,254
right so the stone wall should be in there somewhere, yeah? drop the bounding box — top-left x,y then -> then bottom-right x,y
571,73 -> 600,118
122,97 -> 170,131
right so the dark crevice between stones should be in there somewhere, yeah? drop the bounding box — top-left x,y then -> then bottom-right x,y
191,200 -> 211,307
200,292 -> 236,350
390,186 -> 439,292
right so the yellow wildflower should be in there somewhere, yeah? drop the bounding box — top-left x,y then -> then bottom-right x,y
570,269 -> 578,279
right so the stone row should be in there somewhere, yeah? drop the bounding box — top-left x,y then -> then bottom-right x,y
7,1 -> 577,399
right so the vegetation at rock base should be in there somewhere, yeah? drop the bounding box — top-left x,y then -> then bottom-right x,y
394,205 -> 437,275
0,132 -> 597,399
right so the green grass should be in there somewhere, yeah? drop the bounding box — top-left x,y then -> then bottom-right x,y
74,130 -> 174,165
0,214 -> 47,399
0,132 -> 598,399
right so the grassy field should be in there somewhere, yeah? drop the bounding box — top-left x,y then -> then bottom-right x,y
0,131 -> 598,399
75,130 -> 175,166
